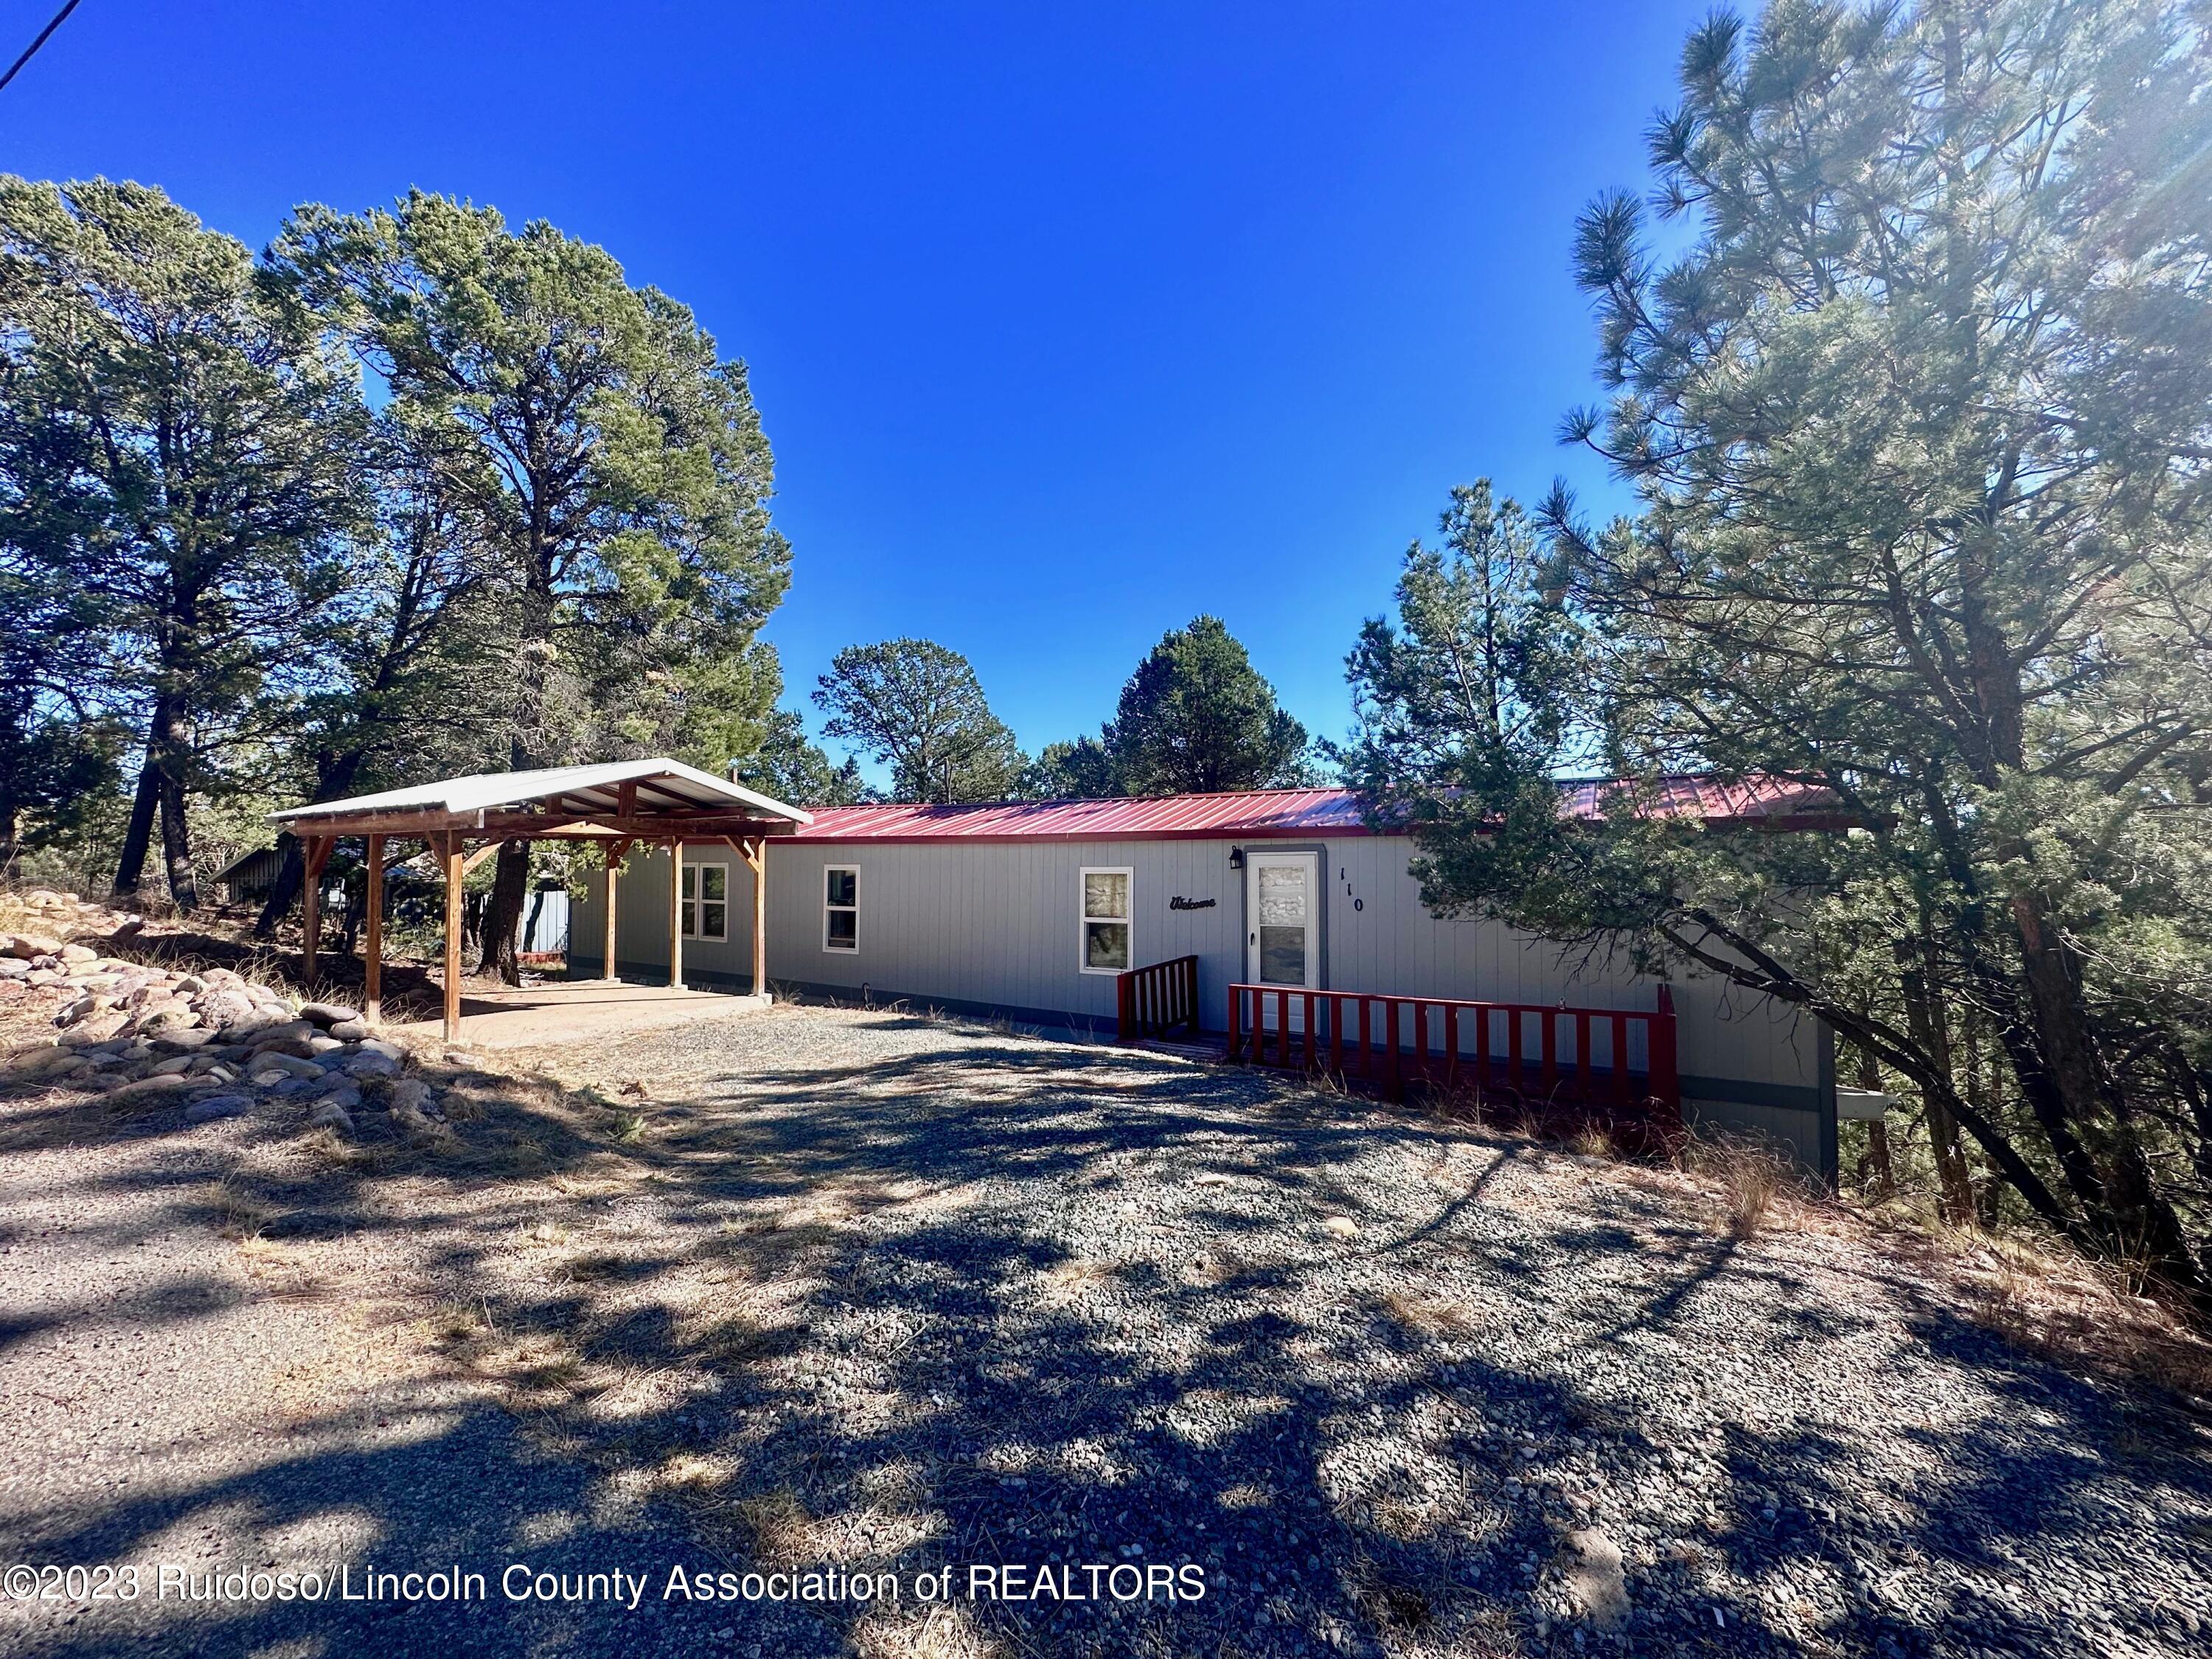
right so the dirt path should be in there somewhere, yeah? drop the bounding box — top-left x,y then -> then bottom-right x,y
4,1001 -> 2210,1658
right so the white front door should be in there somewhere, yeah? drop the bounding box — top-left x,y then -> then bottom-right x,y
1245,852 -> 1319,995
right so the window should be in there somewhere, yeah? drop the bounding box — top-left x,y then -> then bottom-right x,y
681,861 -> 728,941
824,863 -> 858,952
1079,866 -> 1130,973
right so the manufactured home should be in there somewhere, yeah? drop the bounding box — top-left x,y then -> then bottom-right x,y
566,782 -> 1840,1178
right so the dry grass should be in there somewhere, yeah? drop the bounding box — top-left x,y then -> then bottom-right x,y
1037,1256 -> 1115,1306
851,1602 -> 1004,1659
733,1486 -> 826,1568
1941,1231 -> 2212,1400
1686,1134 -> 1800,1240
1567,1123 -> 1618,1160
207,1175 -> 273,1242
1381,1288 -> 1481,1338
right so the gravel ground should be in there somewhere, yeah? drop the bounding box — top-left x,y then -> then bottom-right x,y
3,999 -> 2210,1658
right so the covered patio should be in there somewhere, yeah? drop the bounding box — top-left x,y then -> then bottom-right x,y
268,759 -> 812,1041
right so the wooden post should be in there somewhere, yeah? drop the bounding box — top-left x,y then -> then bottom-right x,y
441,831 -> 465,1043
731,835 -> 767,998
668,838 -> 685,990
602,841 -> 623,982
364,832 -> 384,1023
300,835 -> 333,991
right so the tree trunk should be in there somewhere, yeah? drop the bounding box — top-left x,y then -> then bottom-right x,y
1854,1044 -> 1896,1200
478,838 -> 529,984
113,747 -> 161,897
2006,897 -> 2205,1302
156,751 -> 198,911
1897,936 -> 1975,1226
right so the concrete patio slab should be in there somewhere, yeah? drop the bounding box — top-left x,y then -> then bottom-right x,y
388,978 -> 771,1050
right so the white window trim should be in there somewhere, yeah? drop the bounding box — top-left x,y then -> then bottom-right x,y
681,860 -> 730,942
1079,865 -> 1133,975
823,863 -> 860,954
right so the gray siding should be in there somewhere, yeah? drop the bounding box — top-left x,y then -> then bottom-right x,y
571,833 -> 1828,1123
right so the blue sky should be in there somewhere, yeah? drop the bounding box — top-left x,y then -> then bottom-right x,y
2,0 -> 1710,779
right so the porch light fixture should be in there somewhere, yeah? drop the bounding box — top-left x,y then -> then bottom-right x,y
1228,846 -> 1245,871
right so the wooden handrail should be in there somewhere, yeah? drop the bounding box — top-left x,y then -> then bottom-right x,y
1116,955 -> 1201,1043
1225,981 -> 1681,1130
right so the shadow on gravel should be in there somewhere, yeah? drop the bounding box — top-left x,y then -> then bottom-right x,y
7,1017 -> 2212,1658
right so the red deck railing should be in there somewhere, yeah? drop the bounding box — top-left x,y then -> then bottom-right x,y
1116,954 -> 1201,1043
1226,981 -> 1680,1130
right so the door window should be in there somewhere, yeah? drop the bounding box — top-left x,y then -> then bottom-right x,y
1256,862 -> 1309,984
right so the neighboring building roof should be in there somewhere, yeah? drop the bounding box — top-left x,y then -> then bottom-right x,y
212,845 -> 282,882
787,777 -> 1839,844
270,757 -> 811,832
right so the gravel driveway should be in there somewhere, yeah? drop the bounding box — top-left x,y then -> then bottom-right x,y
4,1001 -> 2209,1658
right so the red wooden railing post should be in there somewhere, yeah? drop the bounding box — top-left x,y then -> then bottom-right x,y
1612,1012 -> 1631,1105
1385,999 -> 1402,1101
1227,982 -> 1242,1060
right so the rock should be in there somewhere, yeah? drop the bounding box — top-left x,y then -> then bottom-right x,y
391,1101 -> 436,1137
149,1055 -> 195,1077
7,1047 -> 86,1080
58,943 -> 97,964
138,1006 -> 201,1035
307,1034 -> 344,1055
0,959 -> 27,980
172,973 -> 205,994
202,967 -> 243,987
105,1073 -> 190,1104
327,1019 -> 369,1042
269,1076 -> 322,1098
1565,1528 -> 1630,1631
318,1084 -> 364,1113
250,1051 -> 324,1081
389,1078 -> 437,1113
1321,1216 -> 1361,1239
197,990 -> 254,1030
300,1001 -> 361,1028
153,1029 -> 218,1054
52,995 -> 97,1029
358,1037 -> 406,1062
7,934 -> 63,959
347,1051 -> 403,1079
307,1101 -> 355,1134
184,1094 -> 252,1124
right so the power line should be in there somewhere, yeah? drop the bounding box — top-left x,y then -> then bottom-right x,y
0,0 -> 83,97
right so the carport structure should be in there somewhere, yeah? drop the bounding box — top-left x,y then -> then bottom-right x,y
268,759 -> 812,1040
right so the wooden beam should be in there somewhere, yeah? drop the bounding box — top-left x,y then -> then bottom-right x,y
462,840 -> 503,874
667,838 -> 685,990
616,779 -> 638,818
279,808 -> 796,839
631,778 -> 698,809
602,839 -> 626,982
364,832 -> 384,1023
742,836 -> 768,998
440,830 -> 465,1043
300,835 -> 333,991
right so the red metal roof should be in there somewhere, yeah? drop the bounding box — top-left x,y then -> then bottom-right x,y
784,778 -> 1837,844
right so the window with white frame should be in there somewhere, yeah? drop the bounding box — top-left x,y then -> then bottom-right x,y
823,863 -> 858,952
681,861 -> 728,941
1079,866 -> 1130,973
